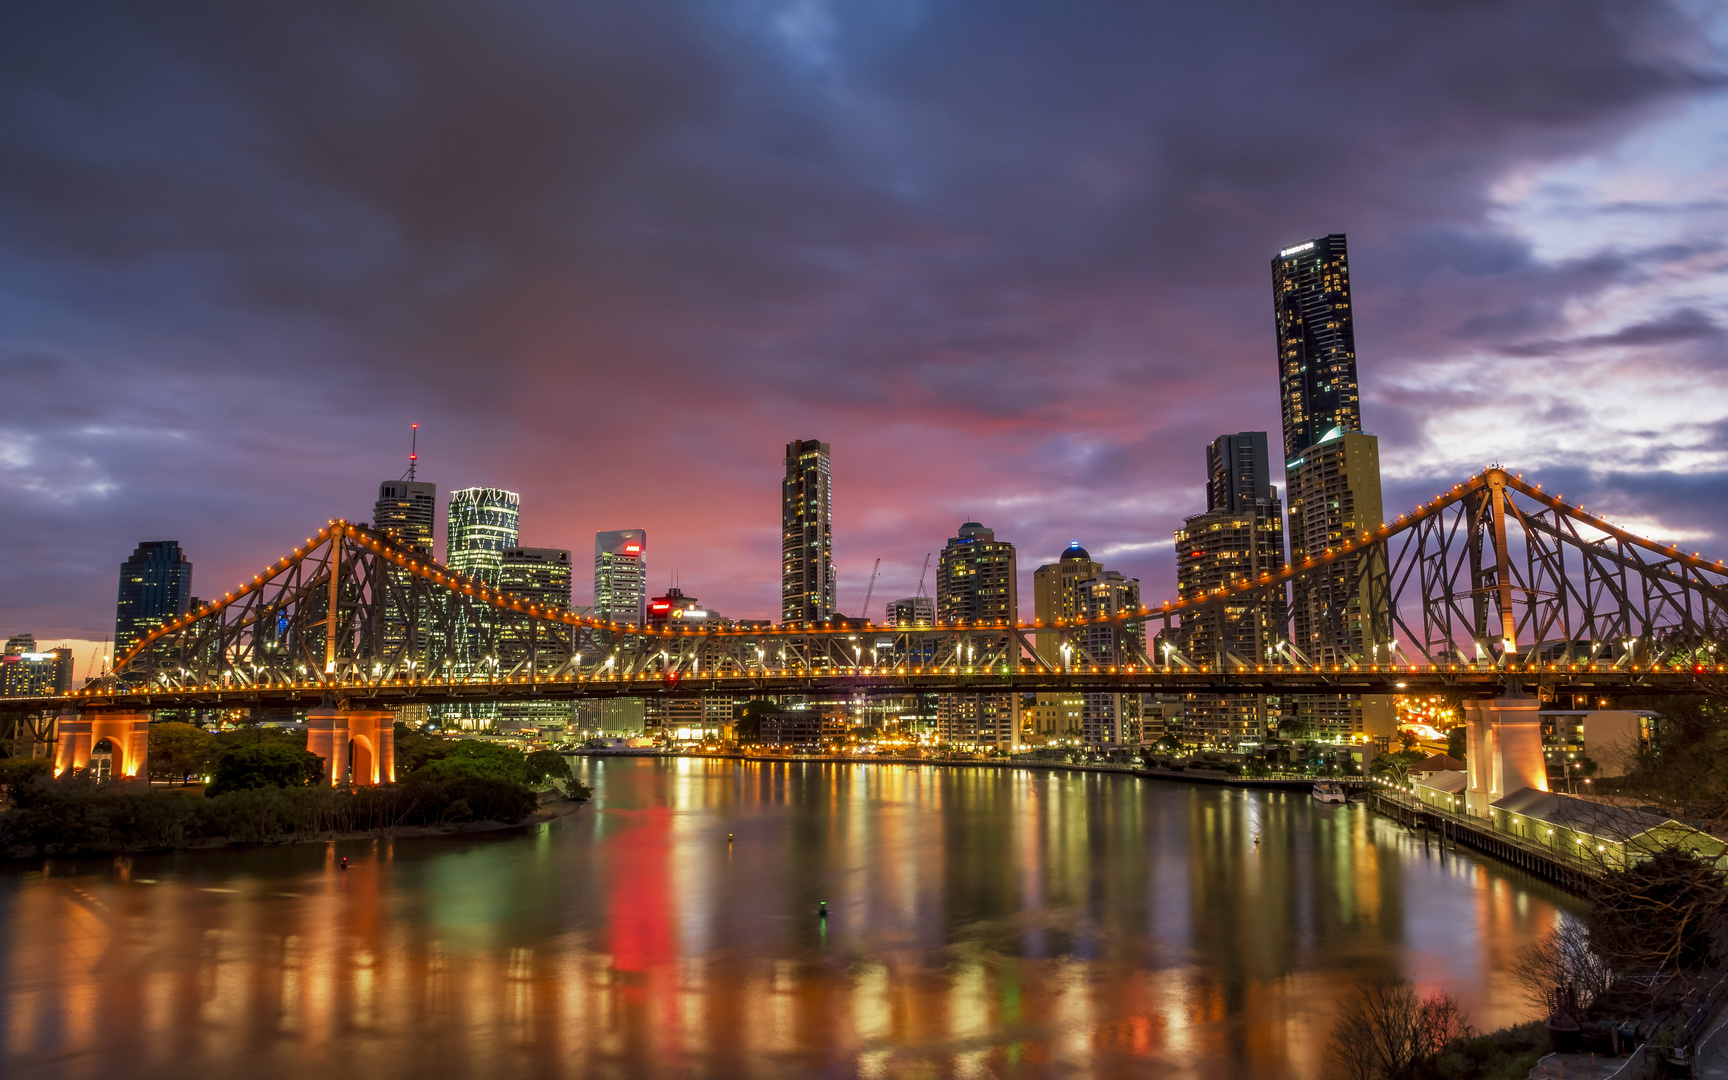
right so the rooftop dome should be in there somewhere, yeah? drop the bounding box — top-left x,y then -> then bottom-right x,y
1060,541 -> 1091,561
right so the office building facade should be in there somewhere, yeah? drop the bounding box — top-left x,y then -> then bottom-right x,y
782,440 -> 834,624
935,522 -> 1018,749
1,645 -> 72,698
373,480 -> 438,554
886,596 -> 934,626
593,530 -> 647,626
497,547 -> 574,730
115,540 -> 193,655
446,488 -> 521,587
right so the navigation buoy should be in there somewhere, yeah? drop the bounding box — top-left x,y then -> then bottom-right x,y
340,857 -> 349,871
728,833 -> 734,843
818,901 -> 828,919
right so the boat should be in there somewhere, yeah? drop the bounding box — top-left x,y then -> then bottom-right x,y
1312,782 -> 1348,803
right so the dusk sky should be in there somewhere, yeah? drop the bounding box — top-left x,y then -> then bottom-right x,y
4,1 -> 1728,642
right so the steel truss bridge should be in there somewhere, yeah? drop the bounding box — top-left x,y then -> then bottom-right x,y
10,468 -> 1727,715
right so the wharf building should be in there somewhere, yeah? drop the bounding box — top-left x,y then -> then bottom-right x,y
935,522 -> 1018,750
115,540 -> 193,656
782,440 -> 835,625
1273,234 -> 1393,741
497,547 -> 576,733
593,530 -> 647,626
1174,432 -> 1288,746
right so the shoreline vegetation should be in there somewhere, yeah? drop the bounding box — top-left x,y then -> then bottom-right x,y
0,723 -> 590,859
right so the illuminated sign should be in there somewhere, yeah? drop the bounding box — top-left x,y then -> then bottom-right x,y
1278,241 -> 1315,258
649,601 -> 672,612
623,543 -> 641,554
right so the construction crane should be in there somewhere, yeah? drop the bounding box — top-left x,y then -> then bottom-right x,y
860,558 -> 882,622
915,553 -> 932,598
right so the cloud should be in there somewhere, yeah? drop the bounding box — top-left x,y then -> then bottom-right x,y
0,0 -> 1725,636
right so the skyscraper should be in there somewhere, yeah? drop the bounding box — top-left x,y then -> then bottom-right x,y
115,540 -> 193,655
446,488 -> 521,587
782,439 -> 834,624
1077,570 -> 1144,747
374,480 -> 438,554
1176,432 -> 1289,745
1032,543 -> 1103,667
1273,234 -> 1360,463
593,530 -> 647,625
1273,234 -> 1392,741
935,522 -> 1018,749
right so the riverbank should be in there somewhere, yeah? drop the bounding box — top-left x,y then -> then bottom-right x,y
575,749 -> 1366,792
0,778 -> 582,860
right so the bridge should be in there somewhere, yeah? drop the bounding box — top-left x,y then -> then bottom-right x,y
7,467 -> 1726,778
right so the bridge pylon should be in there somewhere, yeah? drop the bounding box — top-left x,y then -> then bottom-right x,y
53,709 -> 149,781
1463,695 -> 1546,816
307,707 -> 395,786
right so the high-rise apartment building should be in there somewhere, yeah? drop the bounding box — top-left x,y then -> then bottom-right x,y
886,596 -> 934,626
1078,570 -> 1145,747
446,488 -> 521,586
1032,543 -> 1103,667
1177,432 -> 1289,745
1273,234 -> 1392,741
1274,234 -> 1360,463
782,440 -> 834,624
374,480 -> 438,554
115,540 -> 193,655
936,522 -> 1018,749
593,530 -> 647,625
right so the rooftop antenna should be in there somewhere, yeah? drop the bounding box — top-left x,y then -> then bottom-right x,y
402,423 -> 420,481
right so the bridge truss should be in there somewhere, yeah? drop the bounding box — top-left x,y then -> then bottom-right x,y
21,468 -> 1727,712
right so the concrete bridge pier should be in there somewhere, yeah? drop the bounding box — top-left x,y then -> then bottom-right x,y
53,709 -> 150,780
306,707 -> 395,786
1464,695 -> 1547,816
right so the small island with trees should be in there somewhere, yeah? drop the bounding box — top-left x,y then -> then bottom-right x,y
0,721 -> 588,857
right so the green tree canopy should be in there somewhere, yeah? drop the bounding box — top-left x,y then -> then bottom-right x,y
413,740 -> 528,785
149,722 -> 216,785
524,750 -> 571,787
206,743 -> 325,797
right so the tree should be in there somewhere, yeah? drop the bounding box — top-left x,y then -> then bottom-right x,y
206,743 -> 325,796
413,740 -> 528,785
0,756 -> 50,801
1583,846 -> 1726,983
1328,975 -> 1473,1080
1446,726 -> 1467,761
1510,916 -> 1614,1014
524,750 -> 571,788
149,722 -> 216,785
392,721 -> 454,773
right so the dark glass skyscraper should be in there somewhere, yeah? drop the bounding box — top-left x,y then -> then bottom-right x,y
115,540 -> 193,654
781,439 -> 834,624
374,480 -> 437,554
1206,431 -> 1275,513
1273,233 -> 1359,463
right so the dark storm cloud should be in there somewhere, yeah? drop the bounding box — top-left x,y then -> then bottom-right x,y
0,0 -> 1723,635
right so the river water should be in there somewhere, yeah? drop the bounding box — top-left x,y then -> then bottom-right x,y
0,758 -> 1576,1078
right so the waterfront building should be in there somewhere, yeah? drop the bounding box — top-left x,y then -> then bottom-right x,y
115,540 -> 193,655
1175,432 -> 1289,745
1274,234 -> 1391,739
935,522 -> 1018,749
782,439 -> 834,625
1077,569 -> 1145,747
593,530 -> 647,626
1032,543 -> 1103,667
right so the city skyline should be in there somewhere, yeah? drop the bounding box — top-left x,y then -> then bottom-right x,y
4,4 -> 1727,642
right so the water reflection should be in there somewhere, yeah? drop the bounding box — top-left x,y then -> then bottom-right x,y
0,759 -> 1576,1078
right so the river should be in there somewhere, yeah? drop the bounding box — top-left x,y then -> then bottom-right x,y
0,758 -> 1577,1078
